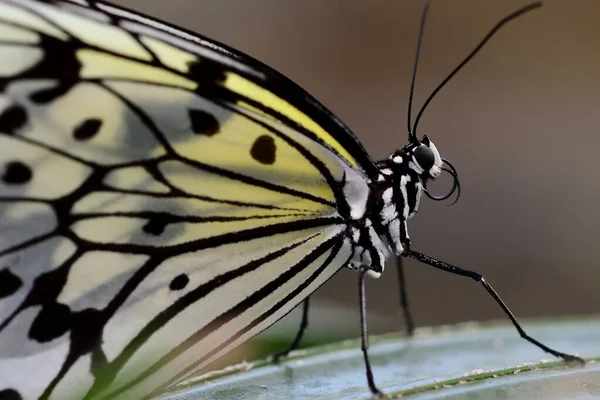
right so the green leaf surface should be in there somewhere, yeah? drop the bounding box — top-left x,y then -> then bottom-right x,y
157,317 -> 600,399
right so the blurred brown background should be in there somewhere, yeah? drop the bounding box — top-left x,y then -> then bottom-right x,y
112,0 -> 599,361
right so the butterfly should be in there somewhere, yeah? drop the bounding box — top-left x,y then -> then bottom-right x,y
0,0 -> 583,399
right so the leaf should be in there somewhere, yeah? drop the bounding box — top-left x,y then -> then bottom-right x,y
157,317 -> 600,399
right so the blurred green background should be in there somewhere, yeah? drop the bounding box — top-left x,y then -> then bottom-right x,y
111,0 -> 599,370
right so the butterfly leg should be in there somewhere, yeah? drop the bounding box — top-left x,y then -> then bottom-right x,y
404,250 -> 585,364
396,256 -> 415,336
269,298 -> 310,362
359,267 -> 384,397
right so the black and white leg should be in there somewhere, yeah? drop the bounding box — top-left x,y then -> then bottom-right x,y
359,267 -> 384,397
395,219 -> 415,336
404,249 -> 584,364
395,256 -> 415,336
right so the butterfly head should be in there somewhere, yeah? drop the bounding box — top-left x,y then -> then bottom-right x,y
392,135 -> 461,205
402,135 -> 442,179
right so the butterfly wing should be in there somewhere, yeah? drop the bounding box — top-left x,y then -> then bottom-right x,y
0,1 -> 376,399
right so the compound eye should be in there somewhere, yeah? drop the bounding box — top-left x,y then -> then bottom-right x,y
413,145 -> 435,172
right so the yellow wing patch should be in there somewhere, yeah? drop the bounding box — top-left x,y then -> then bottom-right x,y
222,72 -> 359,168
140,36 -> 199,73
77,49 -> 197,90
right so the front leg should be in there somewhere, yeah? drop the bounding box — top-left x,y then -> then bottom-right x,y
395,256 -> 415,336
404,249 -> 584,364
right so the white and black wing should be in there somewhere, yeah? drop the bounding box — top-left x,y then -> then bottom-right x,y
0,0 -> 378,399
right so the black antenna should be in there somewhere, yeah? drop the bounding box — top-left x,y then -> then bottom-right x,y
411,2 -> 542,137
407,0 -> 431,142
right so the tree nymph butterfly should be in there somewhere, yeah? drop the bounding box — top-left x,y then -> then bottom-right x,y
0,0 -> 583,399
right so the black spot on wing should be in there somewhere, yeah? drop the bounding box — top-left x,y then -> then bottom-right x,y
30,85 -> 69,104
10,258 -> 104,374
73,118 -> 102,141
169,274 -> 189,291
0,106 -> 27,135
188,109 -> 219,136
1,161 -> 32,185
29,303 -> 72,342
143,216 -> 168,236
25,37 -> 81,104
0,268 -> 22,299
0,389 -> 23,400
187,59 -> 227,85
69,309 -> 105,365
188,59 -> 238,103
25,267 -> 68,308
250,135 -> 276,165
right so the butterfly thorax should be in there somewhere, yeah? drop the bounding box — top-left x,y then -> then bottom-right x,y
347,136 -> 443,278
